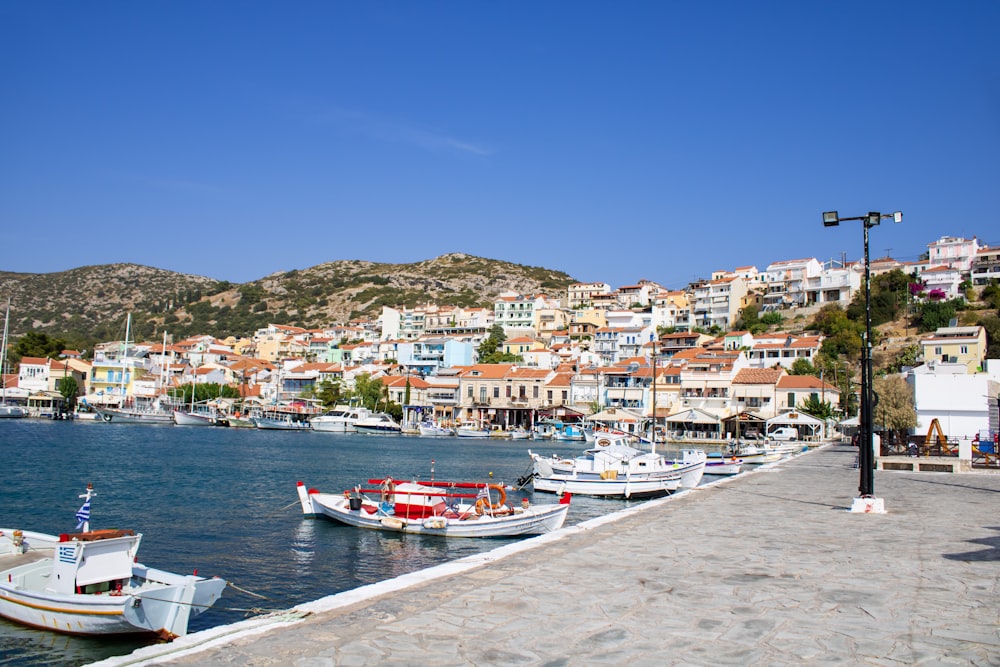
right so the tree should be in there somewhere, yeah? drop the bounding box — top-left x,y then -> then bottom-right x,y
884,344 -> 921,374
478,324 -> 522,363
57,376 -> 79,411
872,375 -> 917,448
315,379 -> 343,409
13,332 -> 67,361
789,358 -> 819,376
798,394 -> 835,421
977,314 -> 1000,360
914,298 -> 963,333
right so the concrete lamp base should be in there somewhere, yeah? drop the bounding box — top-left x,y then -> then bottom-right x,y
850,496 -> 886,514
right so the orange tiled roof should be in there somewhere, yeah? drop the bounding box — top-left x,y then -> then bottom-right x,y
733,368 -> 784,384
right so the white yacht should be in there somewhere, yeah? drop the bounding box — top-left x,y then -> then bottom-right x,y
310,405 -> 371,432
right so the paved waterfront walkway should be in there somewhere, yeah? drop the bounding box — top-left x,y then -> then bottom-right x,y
96,443 -> 1000,666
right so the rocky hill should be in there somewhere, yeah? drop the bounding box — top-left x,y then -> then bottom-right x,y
0,254 -> 577,346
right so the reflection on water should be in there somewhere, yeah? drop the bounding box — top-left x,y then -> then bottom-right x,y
0,421 -> 641,666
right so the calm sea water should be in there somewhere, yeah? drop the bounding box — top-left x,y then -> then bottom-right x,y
0,420 -> 642,667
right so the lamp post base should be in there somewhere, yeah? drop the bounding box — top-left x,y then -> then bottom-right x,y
850,495 -> 886,514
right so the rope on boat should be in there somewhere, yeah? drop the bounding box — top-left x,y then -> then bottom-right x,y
265,499 -> 303,516
226,580 -> 273,600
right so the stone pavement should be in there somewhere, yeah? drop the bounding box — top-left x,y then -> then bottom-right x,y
95,443 -> 1000,666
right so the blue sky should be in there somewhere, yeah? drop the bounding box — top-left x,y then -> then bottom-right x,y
2,2 -> 998,290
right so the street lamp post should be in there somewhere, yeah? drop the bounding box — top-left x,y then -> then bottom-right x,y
823,210 -> 901,512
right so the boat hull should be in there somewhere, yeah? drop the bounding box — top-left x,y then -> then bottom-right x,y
93,407 -> 175,425
531,475 -> 679,499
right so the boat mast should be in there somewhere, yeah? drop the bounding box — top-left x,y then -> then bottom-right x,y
1,298 -> 9,404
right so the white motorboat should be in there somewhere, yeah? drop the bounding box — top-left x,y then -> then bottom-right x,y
297,479 -> 570,538
524,439 -> 706,498
455,422 -> 491,438
417,422 -> 454,437
254,413 -> 312,430
353,412 -> 402,434
310,405 -> 372,432
0,484 -> 226,639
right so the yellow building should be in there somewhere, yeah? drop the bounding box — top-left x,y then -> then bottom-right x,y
919,325 -> 988,372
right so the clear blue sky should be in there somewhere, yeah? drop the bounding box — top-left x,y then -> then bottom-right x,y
2,2 -> 997,290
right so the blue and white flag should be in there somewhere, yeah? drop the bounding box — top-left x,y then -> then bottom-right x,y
476,485 -> 489,500
75,499 -> 91,530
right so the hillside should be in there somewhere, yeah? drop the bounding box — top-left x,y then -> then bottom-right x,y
0,253 -> 577,345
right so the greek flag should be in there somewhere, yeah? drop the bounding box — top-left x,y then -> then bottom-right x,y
75,499 -> 91,530
476,485 -> 489,500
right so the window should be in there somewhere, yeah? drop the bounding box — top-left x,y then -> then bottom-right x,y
479,386 -> 487,403
787,392 -> 795,407
467,385 -> 473,398
505,385 -> 511,398
547,390 -> 553,401
562,390 -> 568,401
960,346 -> 968,354
533,386 -> 539,399
493,386 -> 499,399
934,347 -> 942,355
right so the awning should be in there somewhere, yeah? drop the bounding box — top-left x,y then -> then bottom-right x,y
766,411 -> 823,427
665,408 -> 722,425
586,407 -> 642,423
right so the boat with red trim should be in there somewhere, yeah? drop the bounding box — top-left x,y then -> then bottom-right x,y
297,477 -> 570,537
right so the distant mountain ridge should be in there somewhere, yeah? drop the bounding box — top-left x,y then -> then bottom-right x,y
0,253 -> 577,345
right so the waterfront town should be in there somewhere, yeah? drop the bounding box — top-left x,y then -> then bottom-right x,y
3,233 -> 999,451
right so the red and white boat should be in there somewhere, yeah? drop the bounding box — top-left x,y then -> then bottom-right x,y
297,478 -> 570,538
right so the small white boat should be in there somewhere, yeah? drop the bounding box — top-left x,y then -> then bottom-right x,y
173,408 -> 228,427
417,422 -> 454,437
353,412 -> 402,434
0,484 -> 226,639
297,479 -> 570,538
310,406 -> 372,432
455,422 -> 491,438
704,457 -> 744,475
509,428 -> 531,440
254,413 -> 312,430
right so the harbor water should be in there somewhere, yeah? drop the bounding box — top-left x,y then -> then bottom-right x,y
0,420 -> 654,667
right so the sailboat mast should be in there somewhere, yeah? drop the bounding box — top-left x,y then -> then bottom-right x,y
1,298 -> 9,403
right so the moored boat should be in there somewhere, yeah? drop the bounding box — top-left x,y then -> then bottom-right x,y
353,412 -> 402,434
0,484 -> 226,639
417,421 -> 454,437
310,405 -> 372,432
523,438 -> 706,498
297,478 -> 570,537
455,422 -> 491,438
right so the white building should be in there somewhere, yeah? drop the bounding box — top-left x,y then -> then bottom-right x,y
904,361 -> 997,442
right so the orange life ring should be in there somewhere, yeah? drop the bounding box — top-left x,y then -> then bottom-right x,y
474,484 -> 507,512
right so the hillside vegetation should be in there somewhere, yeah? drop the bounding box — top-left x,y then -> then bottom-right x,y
0,253 -> 576,348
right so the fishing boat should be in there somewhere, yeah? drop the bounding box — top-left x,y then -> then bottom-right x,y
0,484 -> 226,639
296,478 -> 570,538
353,412 -> 402,434
0,299 -> 28,419
310,405 -> 372,432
